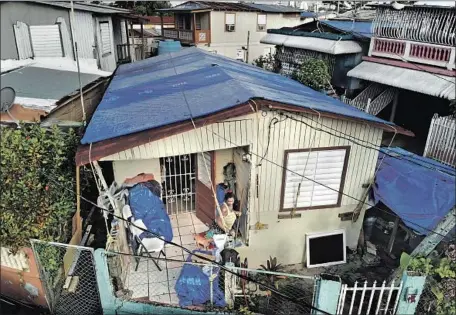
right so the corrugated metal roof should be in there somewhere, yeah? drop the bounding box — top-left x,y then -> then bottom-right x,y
1,67 -> 101,102
348,61 -> 456,100
81,47 -> 398,144
32,1 -> 131,14
321,20 -> 373,38
260,33 -> 362,54
243,3 -> 302,13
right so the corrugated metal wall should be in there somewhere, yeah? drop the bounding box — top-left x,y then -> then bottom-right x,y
72,11 -> 95,59
56,17 -> 74,59
13,21 -> 33,59
101,119 -> 255,161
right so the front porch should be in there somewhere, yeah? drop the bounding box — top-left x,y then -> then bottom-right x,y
159,12 -> 211,45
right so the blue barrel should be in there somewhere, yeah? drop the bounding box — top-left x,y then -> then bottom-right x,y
158,40 -> 182,55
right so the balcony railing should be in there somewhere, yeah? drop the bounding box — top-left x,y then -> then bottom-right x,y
424,114 -> 456,167
162,29 -> 210,44
369,38 -> 456,70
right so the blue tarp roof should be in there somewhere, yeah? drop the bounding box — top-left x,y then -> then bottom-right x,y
321,20 -> 373,38
373,147 -> 455,235
81,47 -> 396,144
301,11 -> 326,18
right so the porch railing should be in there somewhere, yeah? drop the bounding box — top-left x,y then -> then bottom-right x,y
423,114 -> 456,167
163,29 -> 210,44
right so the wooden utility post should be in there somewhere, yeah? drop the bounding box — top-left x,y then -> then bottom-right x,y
140,22 -> 145,59
192,13 -> 197,43
160,13 -> 164,38
125,19 -> 131,61
390,90 -> 399,122
130,22 -> 134,62
246,31 -> 250,63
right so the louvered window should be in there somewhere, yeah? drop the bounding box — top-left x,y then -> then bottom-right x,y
99,22 -> 111,55
281,147 -> 349,210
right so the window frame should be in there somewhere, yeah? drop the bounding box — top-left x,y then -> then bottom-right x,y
99,21 -> 112,56
279,146 -> 350,212
257,13 -> 267,32
224,12 -> 236,32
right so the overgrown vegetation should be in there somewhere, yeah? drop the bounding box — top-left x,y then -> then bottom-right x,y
402,244 -> 456,315
253,53 -> 281,73
291,59 -> 332,92
113,1 -> 171,15
0,125 -> 91,252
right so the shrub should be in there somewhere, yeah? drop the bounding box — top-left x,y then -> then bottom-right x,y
291,59 -> 331,91
0,125 -> 89,252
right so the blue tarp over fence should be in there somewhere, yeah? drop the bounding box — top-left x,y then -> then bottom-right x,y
372,147 -> 455,235
81,47 -> 396,144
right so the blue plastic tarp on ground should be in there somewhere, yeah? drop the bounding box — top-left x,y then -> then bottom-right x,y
128,184 -> 173,242
175,250 -> 226,308
81,47 -> 396,144
372,147 -> 455,235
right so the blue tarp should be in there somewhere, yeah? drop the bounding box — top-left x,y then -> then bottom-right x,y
372,147 -> 455,235
175,250 -> 226,308
128,184 -> 173,242
158,40 -> 182,55
81,47 -> 396,144
321,20 -> 373,38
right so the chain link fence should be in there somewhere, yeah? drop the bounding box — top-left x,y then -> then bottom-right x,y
31,240 -> 102,315
106,250 -> 317,314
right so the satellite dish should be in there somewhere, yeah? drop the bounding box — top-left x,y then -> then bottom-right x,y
1,87 -> 16,112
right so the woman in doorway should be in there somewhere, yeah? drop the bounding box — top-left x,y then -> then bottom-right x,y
215,192 -> 241,234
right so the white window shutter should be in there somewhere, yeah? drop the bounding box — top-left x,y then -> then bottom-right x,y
283,148 -> 347,209
225,13 -> 235,25
100,22 -> 111,54
258,14 -> 267,25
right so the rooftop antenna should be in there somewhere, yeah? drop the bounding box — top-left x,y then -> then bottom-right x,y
0,87 -> 20,128
70,0 -> 87,126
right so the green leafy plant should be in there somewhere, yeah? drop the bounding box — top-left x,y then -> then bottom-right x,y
253,53 -> 280,73
291,58 -> 331,92
259,256 -> 286,290
0,125 -> 92,252
408,257 -> 434,275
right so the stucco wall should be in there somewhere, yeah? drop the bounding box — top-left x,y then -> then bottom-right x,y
113,159 -> 162,184
202,11 -> 301,61
0,1 -> 71,59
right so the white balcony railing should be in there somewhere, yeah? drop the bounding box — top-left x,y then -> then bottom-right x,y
369,38 -> 456,70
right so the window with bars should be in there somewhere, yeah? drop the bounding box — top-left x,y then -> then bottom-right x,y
99,22 -> 111,55
281,147 -> 350,211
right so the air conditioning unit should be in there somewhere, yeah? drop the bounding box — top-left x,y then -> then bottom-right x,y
258,25 -> 266,31
226,24 -> 235,32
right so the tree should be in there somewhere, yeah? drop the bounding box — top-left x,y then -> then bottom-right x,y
291,59 -> 331,92
113,1 -> 171,15
0,125 -> 92,252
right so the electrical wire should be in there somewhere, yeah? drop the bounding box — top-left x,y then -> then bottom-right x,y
198,119 -> 453,239
43,176 -> 330,315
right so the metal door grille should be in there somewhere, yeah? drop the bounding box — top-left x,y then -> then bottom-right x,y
160,154 -> 196,215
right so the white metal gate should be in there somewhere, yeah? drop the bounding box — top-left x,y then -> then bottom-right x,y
30,25 -> 63,57
423,114 -> 456,167
160,154 -> 196,215
336,280 -> 403,315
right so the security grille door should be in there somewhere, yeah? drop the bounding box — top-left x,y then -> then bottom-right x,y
30,25 -> 63,57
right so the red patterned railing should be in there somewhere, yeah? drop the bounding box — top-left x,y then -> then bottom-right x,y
373,39 -> 406,56
409,43 -> 451,62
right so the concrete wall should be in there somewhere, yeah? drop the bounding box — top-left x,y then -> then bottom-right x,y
1,1 -> 71,60
101,110 -> 383,267
199,11 -> 301,62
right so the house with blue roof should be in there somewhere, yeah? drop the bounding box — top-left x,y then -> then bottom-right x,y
260,19 -> 372,95
76,47 -> 413,294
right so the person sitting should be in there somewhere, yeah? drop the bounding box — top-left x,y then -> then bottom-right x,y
215,192 -> 241,234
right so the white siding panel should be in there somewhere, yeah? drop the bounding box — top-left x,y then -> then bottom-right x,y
101,119 -> 254,161
56,17 -> 74,59
72,11 -> 95,59
95,17 -> 116,72
30,25 -> 62,57
1,247 -> 29,271
13,21 -> 33,59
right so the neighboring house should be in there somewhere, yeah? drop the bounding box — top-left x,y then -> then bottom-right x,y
0,1 -> 143,72
157,1 -> 303,61
346,3 -> 455,166
261,19 -> 372,93
75,48 -> 412,270
136,15 -> 175,35
0,59 -> 110,126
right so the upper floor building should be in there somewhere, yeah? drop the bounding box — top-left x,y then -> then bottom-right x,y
157,1 -> 303,62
